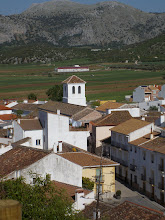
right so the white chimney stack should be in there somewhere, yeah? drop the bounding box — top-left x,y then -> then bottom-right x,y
53,143 -> 57,153
57,109 -> 60,115
58,141 -> 62,152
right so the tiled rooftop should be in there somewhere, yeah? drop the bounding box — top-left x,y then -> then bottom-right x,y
12,103 -> 41,111
83,201 -> 164,220
62,75 -> 86,84
39,101 -> 87,117
0,105 -> 12,110
0,114 -> 17,121
111,118 -> 151,135
91,111 -> 132,127
52,181 -> 91,202
59,152 -> 118,167
0,146 -> 50,177
19,119 -> 42,131
129,132 -> 160,146
96,102 -> 124,112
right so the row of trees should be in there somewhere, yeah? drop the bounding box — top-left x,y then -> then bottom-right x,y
27,85 -> 63,102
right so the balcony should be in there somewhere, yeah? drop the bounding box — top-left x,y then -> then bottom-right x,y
149,178 -> 154,185
141,174 -> 146,181
130,164 -> 137,171
158,182 -> 164,191
159,164 -> 164,172
95,175 -> 104,183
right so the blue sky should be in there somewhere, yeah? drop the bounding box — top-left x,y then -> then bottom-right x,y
1,0 -> 165,15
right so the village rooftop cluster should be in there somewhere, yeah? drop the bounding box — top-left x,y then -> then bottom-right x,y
1,75 -> 165,218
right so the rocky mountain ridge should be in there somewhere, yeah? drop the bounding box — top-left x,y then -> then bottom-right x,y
0,0 -> 165,47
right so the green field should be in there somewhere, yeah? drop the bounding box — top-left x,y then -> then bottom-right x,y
0,64 -> 164,101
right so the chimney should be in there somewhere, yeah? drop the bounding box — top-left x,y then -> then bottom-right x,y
17,119 -> 20,124
75,189 -> 84,202
8,141 -> 11,146
141,116 -> 145,121
58,141 -> 62,152
57,109 -> 60,115
106,109 -> 111,115
53,143 -> 57,153
150,127 -> 153,140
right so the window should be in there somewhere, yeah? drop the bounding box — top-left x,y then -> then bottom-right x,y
134,175 -> 137,184
130,146 -> 132,152
36,139 -> 41,146
72,86 -> 75,94
78,86 -> 81,94
143,151 -> 146,160
135,147 -> 137,153
151,154 -> 154,163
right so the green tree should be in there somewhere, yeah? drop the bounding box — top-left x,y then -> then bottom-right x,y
0,175 -> 85,220
16,110 -> 23,118
28,93 -> 37,100
46,85 -> 63,101
82,177 -> 94,190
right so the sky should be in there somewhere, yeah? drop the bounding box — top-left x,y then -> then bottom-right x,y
0,0 -> 165,15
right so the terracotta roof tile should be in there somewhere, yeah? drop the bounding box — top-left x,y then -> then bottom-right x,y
59,152 -> 118,167
52,181 -> 91,203
62,75 -> 86,84
0,146 -> 51,177
91,111 -> 132,126
19,119 -> 42,131
111,118 -> 151,135
12,103 -> 41,111
96,102 -> 124,112
39,101 -> 87,117
129,132 -> 160,146
0,105 -> 12,110
0,114 -> 17,121
83,201 -> 164,220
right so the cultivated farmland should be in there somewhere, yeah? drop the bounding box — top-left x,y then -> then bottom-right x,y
0,64 -> 164,102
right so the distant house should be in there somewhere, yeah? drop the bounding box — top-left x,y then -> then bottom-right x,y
55,65 -> 89,73
133,85 -> 160,103
90,111 -> 132,153
96,102 -> 125,113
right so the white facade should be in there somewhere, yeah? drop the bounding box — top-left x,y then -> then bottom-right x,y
5,153 -> 82,187
56,67 -> 89,73
63,82 -> 86,106
73,190 -> 94,211
159,84 -> 165,98
39,111 -> 88,151
133,86 -> 146,102
139,100 -> 165,111
13,121 -> 43,149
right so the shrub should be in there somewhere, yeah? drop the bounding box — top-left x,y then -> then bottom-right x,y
116,190 -> 121,197
82,177 -> 94,190
28,93 -> 37,100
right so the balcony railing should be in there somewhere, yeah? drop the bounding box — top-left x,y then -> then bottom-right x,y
141,174 -> 146,181
130,164 -> 137,171
159,164 -> 164,172
158,182 -> 164,191
149,178 -> 154,185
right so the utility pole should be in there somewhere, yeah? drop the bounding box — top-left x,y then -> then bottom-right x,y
96,144 -> 103,220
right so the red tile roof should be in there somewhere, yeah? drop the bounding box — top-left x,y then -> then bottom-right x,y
59,152 -> 118,167
111,118 -> 151,135
91,111 -> 132,126
0,146 -> 51,177
0,105 -> 12,110
52,181 -> 91,203
19,119 -> 42,130
62,75 -> 86,84
0,114 -> 17,121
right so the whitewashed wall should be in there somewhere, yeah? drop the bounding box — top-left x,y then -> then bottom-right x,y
24,130 -> 43,149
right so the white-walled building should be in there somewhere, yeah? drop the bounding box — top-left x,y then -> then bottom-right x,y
13,119 -> 43,149
55,66 -> 89,73
62,75 -> 87,106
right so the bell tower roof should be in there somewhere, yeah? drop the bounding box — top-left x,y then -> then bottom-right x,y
62,75 -> 86,84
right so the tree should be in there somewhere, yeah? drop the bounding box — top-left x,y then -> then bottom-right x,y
0,175 -> 85,220
16,110 -> 23,118
28,93 -> 37,100
46,85 -> 63,101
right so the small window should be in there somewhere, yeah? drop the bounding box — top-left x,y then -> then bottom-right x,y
72,86 -> 75,94
36,139 -> 41,146
135,147 -> 137,153
151,154 -> 154,163
130,146 -> 132,152
143,151 -> 146,160
78,86 -> 81,94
